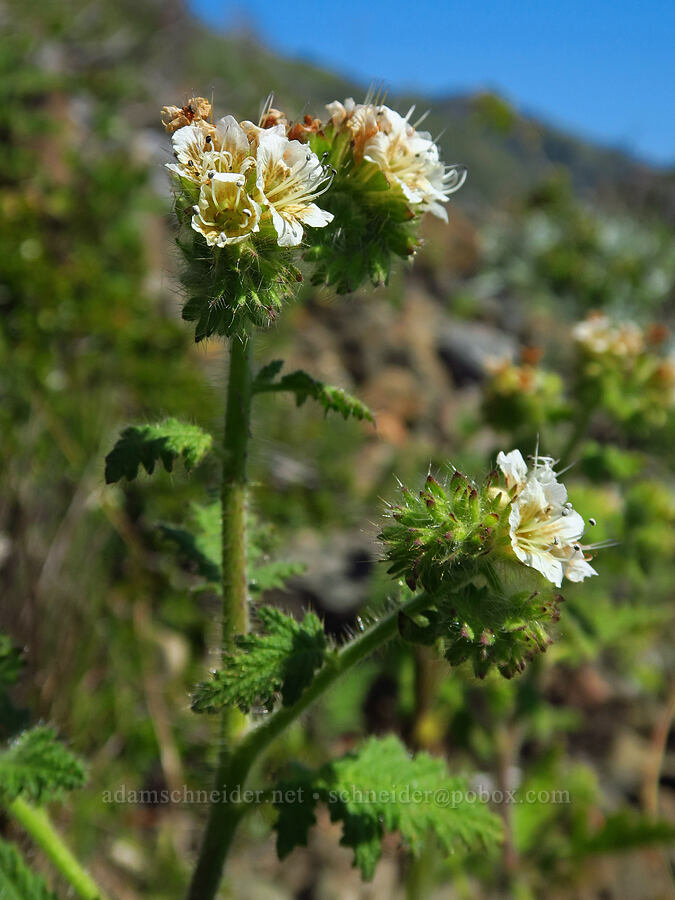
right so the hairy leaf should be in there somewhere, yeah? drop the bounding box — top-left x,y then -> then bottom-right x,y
0,727 -> 86,804
105,418 -> 212,483
161,502 -> 305,594
192,607 -> 328,713
274,735 -> 502,879
254,363 -> 374,423
0,839 -> 56,900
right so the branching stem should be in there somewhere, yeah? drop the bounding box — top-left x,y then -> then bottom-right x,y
186,590 -> 432,899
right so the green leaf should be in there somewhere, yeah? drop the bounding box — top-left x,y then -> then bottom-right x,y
0,839 -> 56,900
0,727 -> 87,804
274,735 -> 502,879
0,635 -> 28,741
192,607 -> 328,714
254,364 -> 374,423
105,418 -> 212,483
575,812 -> 675,857
161,503 -> 306,594
159,501 -> 221,585
249,560 -> 306,595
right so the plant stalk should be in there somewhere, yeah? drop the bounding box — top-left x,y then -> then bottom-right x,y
186,334 -> 253,900
7,796 -> 109,900
186,591 -> 432,900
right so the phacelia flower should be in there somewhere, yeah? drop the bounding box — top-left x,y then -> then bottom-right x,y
327,98 -> 466,220
191,173 -> 261,247
245,125 -> 334,247
573,313 -> 644,357
498,450 -> 600,588
165,109 -> 333,249
161,97 -> 212,134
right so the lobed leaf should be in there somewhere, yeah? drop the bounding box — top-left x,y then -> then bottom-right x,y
0,727 -> 87,804
274,735 -> 502,879
192,607 -> 328,714
254,364 -> 374,423
105,418 -> 212,483
0,839 -> 56,900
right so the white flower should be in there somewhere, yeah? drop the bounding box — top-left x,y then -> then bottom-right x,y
167,117 -> 255,185
496,449 -> 528,489
497,448 -> 599,587
508,478 -> 597,588
572,313 -> 644,357
248,128 -> 334,247
362,108 -> 465,221
327,99 -> 465,220
191,173 -> 261,247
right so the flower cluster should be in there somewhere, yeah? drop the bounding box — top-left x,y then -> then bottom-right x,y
165,102 -> 334,250
380,450 -> 603,677
572,313 -> 675,430
162,94 -> 464,334
325,98 -> 466,221
482,354 -> 567,437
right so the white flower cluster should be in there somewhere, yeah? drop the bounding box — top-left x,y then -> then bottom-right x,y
327,98 -> 466,221
572,313 -> 644,358
166,114 -> 334,248
497,450 -> 600,588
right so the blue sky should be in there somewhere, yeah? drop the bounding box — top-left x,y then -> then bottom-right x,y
189,0 -> 675,166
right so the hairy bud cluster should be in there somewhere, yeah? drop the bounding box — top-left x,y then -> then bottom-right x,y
161,93 -> 465,335
380,449 -> 604,678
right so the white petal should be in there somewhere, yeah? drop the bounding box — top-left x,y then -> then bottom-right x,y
563,556 -> 598,583
271,207 -> 303,247
295,203 -> 334,228
497,450 -> 528,486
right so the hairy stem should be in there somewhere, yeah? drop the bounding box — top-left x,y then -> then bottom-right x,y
187,334 -> 253,900
7,797 -> 108,900
186,591 -> 432,900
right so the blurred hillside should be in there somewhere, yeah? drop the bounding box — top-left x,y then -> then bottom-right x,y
2,1 -> 674,898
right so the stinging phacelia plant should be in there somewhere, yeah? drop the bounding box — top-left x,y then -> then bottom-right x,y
0,91 -> 604,900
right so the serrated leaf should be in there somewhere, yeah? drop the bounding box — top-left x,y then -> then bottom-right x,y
105,418 -> 212,483
274,735 -> 502,879
254,365 -> 374,423
0,727 -> 86,804
0,839 -> 57,900
192,607 -> 328,714
161,503 -> 305,595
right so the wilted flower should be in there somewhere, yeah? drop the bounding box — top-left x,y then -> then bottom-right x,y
161,97 -> 212,134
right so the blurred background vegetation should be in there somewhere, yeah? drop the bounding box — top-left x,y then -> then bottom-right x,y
1,0 -> 674,897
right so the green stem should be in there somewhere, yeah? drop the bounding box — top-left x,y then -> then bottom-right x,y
7,797 -> 108,900
186,591 -> 432,900
186,334 -> 253,900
